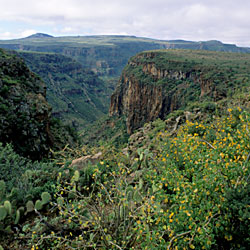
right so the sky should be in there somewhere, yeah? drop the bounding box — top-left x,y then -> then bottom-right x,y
0,0 -> 249,47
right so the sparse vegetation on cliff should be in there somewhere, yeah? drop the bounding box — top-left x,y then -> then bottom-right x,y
110,50 -> 250,133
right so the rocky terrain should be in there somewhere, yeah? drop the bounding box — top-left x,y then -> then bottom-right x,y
110,50 -> 250,133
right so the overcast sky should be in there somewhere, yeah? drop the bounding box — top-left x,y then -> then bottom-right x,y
0,0 -> 249,47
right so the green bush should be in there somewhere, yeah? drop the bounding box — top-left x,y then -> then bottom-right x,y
0,143 -> 56,194
215,183 -> 250,249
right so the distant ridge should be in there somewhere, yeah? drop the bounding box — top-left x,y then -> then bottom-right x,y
26,33 -> 53,38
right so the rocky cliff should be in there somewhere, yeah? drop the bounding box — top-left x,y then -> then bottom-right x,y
110,50 -> 250,133
0,49 -> 53,159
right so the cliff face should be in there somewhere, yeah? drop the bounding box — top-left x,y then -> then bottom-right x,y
110,75 -> 163,134
0,49 -> 52,159
110,50 -> 250,133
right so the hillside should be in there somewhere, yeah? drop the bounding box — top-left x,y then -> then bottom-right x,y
0,35 -> 249,129
110,49 -> 250,133
0,49 -> 78,159
0,48 -> 53,159
0,35 -> 249,77
0,48 -> 249,250
26,33 -> 53,38
18,51 -> 111,128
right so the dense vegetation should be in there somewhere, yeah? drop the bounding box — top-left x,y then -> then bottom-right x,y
0,48 -> 52,159
0,49 -> 78,159
0,47 -> 250,249
1,105 -> 249,249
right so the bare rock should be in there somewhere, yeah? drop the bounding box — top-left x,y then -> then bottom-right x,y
70,152 -> 102,169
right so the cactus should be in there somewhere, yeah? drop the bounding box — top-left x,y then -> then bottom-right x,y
7,188 -> 19,204
139,178 -> 143,190
126,190 -> 133,201
25,194 -> 33,201
35,200 -> 43,211
26,201 -> 34,213
0,206 -> 7,221
41,192 -> 51,205
119,205 -> 124,219
4,225 -> 12,233
4,201 -> 12,215
14,209 -> 20,224
126,186 -> 134,201
0,180 -> 5,201
133,190 -> 142,202
119,204 -> 128,219
18,206 -> 25,216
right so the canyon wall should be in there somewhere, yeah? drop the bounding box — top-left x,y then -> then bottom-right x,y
110,50 -> 236,133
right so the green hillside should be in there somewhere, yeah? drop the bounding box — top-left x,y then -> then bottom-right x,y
0,35 -> 249,77
0,49 -> 78,159
0,35 -> 249,128
18,51 -> 112,128
0,48 -> 52,159
0,48 -> 249,249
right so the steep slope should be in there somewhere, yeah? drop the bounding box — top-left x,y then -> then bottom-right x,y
0,49 -> 78,159
0,49 -> 52,159
1,47 -> 250,250
110,50 -> 250,133
18,51 -> 111,128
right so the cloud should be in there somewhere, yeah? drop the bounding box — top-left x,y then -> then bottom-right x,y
0,0 -> 249,46
0,32 -> 14,39
21,29 -> 37,37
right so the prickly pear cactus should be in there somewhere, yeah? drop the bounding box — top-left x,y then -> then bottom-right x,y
41,192 -> 51,205
3,201 -> 11,215
14,209 -> 20,224
35,200 -> 43,210
0,206 -> 7,221
26,201 -> 34,213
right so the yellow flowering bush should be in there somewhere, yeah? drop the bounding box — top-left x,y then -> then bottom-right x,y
19,108 -> 249,249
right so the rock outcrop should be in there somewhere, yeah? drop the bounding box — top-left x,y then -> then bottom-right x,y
110,74 -> 164,134
69,152 -> 103,169
110,50 -> 249,134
